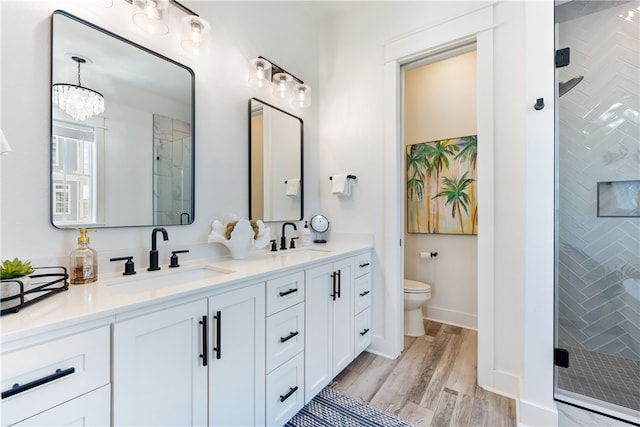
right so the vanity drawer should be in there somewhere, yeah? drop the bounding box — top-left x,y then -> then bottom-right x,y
354,274 -> 371,314
266,271 -> 305,315
266,302 -> 304,373
354,308 -> 371,356
1,325 -> 110,426
354,252 -> 371,278
266,352 -> 304,427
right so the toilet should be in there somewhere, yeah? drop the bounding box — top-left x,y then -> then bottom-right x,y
403,279 -> 432,337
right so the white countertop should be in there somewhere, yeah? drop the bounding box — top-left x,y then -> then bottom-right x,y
0,240 -> 372,344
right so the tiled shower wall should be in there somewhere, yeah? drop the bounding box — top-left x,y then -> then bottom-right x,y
153,114 -> 192,225
557,2 -> 640,360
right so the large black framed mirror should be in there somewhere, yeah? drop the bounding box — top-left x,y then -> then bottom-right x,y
50,10 -> 195,228
249,98 -> 303,222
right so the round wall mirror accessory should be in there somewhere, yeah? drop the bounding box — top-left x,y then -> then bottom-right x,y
309,214 -> 329,243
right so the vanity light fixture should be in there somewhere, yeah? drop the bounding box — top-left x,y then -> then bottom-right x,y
129,0 -> 211,55
52,56 -> 105,122
249,56 -> 311,108
132,0 -> 170,35
181,15 -> 210,56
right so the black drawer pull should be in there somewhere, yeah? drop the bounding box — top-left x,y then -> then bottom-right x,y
280,331 -> 299,343
2,367 -> 75,399
279,288 -> 298,297
213,310 -> 221,360
200,315 -> 208,366
279,386 -> 299,403
360,328 -> 370,336
359,290 -> 370,297
359,262 -> 370,268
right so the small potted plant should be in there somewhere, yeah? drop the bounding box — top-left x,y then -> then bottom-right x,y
1,258 -> 35,281
1,258 -> 36,310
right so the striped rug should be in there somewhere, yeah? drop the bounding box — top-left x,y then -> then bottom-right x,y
285,387 -> 412,427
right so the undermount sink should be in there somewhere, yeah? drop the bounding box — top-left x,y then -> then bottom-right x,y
277,248 -> 331,260
105,265 -> 235,292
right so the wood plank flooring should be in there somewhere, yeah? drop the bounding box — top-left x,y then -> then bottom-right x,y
332,320 -> 516,427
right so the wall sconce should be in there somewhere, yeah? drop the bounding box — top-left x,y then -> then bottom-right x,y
248,56 -> 311,108
128,0 -> 210,55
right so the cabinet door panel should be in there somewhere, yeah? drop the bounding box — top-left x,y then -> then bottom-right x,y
304,263 -> 334,402
332,258 -> 354,374
113,299 -> 208,427
209,283 -> 265,427
13,385 -> 110,427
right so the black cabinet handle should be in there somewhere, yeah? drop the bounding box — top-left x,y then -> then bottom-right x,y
280,331 -> 299,343
279,386 -> 299,403
279,288 -> 298,297
330,272 -> 337,301
336,270 -> 341,299
213,310 -> 221,360
360,328 -> 370,336
2,367 -> 75,399
200,315 -> 208,366
359,290 -> 370,297
359,262 -> 370,268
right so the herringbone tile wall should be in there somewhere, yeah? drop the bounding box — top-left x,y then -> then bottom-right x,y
557,2 -> 640,360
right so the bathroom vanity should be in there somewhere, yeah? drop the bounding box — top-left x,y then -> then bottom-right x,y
0,241 -> 372,426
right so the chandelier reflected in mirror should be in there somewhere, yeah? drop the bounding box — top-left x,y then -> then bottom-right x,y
52,56 -> 104,121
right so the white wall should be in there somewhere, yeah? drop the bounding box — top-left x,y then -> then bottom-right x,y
0,0 -> 321,270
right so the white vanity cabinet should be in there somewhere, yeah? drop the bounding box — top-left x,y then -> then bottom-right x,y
353,252 -> 372,356
208,282 -> 265,427
112,299 -> 209,426
1,325 -> 111,427
265,272 -> 305,426
304,257 -> 354,402
112,282 -> 265,427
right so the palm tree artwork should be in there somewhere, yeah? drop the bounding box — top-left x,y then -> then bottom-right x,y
406,135 -> 477,235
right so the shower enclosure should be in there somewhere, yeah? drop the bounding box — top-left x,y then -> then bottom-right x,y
554,1 -> 640,423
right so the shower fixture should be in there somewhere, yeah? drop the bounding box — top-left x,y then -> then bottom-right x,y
559,75 -> 584,97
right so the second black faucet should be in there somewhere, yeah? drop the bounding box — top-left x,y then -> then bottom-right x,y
280,222 -> 297,250
148,227 -> 169,271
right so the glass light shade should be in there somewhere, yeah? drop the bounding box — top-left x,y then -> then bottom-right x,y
181,16 -> 211,55
272,73 -> 293,99
248,58 -> 272,89
53,84 -> 105,121
292,84 -> 311,108
0,128 -> 12,155
132,0 -> 169,35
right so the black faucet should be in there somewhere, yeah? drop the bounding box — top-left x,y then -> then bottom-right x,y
148,227 -> 169,271
280,222 -> 297,250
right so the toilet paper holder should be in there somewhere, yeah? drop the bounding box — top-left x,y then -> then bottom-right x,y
419,251 -> 438,258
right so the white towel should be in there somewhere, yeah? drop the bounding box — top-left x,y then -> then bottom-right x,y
286,178 -> 300,197
331,174 -> 351,197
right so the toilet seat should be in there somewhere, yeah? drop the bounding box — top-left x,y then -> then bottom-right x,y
404,279 -> 431,294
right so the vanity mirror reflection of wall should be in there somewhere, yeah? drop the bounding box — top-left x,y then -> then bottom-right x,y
249,98 -> 303,222
50,10 -> 195,229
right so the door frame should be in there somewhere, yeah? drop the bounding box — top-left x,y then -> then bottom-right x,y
382,4 -> 502,392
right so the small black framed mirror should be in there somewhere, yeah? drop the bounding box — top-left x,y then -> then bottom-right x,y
249,98 -> 303,222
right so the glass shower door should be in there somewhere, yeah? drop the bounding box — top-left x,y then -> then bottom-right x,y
554,1 -> 640,423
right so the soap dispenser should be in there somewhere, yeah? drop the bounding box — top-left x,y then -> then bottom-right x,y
70,228 -> 97,284
301,221 -> 312,247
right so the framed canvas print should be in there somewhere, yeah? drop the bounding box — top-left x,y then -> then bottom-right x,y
407,135 -> 477,235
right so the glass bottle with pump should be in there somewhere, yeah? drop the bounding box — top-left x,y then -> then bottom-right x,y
70,228 -> 97,284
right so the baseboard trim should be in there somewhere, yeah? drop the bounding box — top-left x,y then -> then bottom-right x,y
518,398 -> 558,427
424,306 -> 477,330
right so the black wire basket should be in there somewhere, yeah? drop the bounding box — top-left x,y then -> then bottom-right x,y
0,266 -> 69,316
